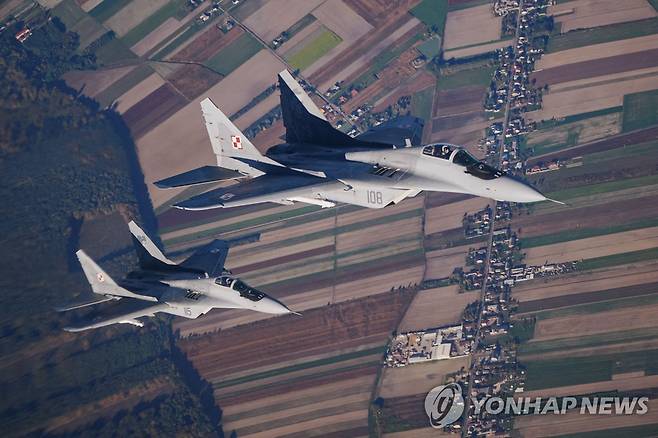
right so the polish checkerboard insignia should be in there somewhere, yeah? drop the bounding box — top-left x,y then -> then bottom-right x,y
231,135 -> 242,150
97,272 -> 105,282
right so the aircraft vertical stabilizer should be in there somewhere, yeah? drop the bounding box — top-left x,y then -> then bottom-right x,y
200,98 -> 280,175
128,221 -> 176,270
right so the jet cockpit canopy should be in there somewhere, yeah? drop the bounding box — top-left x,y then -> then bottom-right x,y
422,144 -> 505,180
215,276 -> 266,301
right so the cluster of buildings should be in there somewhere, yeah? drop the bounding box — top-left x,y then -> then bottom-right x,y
463,206 -> 492,238
462,1 -> 554,435
509,261 -> 578,283
384,324 -> 470,367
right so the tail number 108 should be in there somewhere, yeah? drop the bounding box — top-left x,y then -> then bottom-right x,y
367,190 -> 383,205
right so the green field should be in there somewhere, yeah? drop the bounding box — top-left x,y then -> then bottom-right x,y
151,24 -> 199,60
437,63 -> 495,90
287,29 -> 342,71
52,0 -> 86,28
94,37 -> 138,65
578,247 -> 658,271
122,1 -> 180,47
524,348 -> 658,390
547,18 -> 658,52
89,0 -> 133,22
411,86 -> 434,126
411,0 -> 449,35
205,32 -> 262,76
546,174 -> 658,200
622,89 -> 658,132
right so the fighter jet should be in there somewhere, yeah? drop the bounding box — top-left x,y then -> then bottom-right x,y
156,70 -> 549,211
58,221 -> 294,332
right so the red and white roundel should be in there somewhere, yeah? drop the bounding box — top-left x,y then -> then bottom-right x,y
231,135 -> 243,150
97,272 -> 105,282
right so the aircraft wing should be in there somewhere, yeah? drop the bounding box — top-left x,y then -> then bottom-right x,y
180,240 -> 229,276
63,302 -> 169,332
173,172 -> 330,210
55,294 -> 115,312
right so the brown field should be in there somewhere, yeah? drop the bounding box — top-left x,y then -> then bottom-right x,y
425,244 -> 469,278
167,64 -> 222,100
171,26 -> 244,63
137,50 -> 285,209
514,259 -> 658,302
435,86 -> 485,117
523,226 -> 658,265
515,398 -> 658,438
122,83 -> 188,139
532,303 -> 658,341
425,197 -> 490,235
104,0 -> 170,36
115,73 -> 165,113
178,291 -> 413,382
342,43 -> 420,113
517,281 -> 658,313
550,0 -> 657,34
521,337 -> 658,362
398,285 -> 478,331
63,65 -> 136,98
537,34 -> 658,70
374,70 -> 436,112
233,92 -> 280,129
379,355 -> 470,398
522,374 -> 658,398
384,427 -> 453,438
527,124 -> 658,164
174,265 -> 423,335
243,0 -> 325,42
252,119 -> 286,152
533,48 -> 658,86
514,195 -> 658,238
344,0 -> 420,27
443,3 -> 502,50
525,112 -> 620,150
131,17 -> 179,56
431,85 -> 488,145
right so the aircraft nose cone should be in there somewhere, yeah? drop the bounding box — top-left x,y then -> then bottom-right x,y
491,176 -> 546,203
262,297 -> 292,315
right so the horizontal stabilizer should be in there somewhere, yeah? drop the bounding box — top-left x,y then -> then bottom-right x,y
154,165 -> 244,189
174,172 -> 327,210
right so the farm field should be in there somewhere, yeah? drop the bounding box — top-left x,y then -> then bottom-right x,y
443,3 -> 502,50
550,0 -> 657,33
